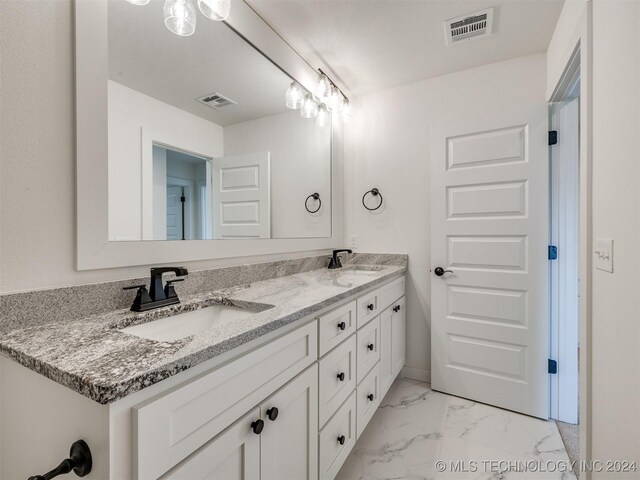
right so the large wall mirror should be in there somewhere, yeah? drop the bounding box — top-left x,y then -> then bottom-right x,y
76,0 -> 342,269
108,0 -> 331,242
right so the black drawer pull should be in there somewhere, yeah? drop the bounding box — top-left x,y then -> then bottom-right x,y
251,419 -> 265,434
367,303 -> 374,311
367,393 -> 374,401
266,407 -> 279,421
337,321 -> 346,331
367,343 -> 374,351
337,435 -> 346,445
337,372 -> 345,382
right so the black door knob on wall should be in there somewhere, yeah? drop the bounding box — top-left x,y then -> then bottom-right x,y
434,267 -> 453,277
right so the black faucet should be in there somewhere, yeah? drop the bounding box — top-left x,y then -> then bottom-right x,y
123,266 -> 189,312
328,249 -> 353,269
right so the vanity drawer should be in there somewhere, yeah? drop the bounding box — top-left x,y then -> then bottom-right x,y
318,300 -> 356,357
356,288 -> 380,328
319,391 -> 357,480
378,276 -> 405,312
133,321 -> 317,480
356,362 -> 381,439
356,316 -> 380,384
318,334 -> 356,426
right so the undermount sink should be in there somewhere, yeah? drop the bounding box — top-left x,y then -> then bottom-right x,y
119,304 -> 259,342
338,266 -> 384,275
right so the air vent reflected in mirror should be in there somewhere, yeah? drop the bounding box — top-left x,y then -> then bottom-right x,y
196,92 -> 237,110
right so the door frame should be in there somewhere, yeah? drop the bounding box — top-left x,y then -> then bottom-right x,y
547,9 -> 593,473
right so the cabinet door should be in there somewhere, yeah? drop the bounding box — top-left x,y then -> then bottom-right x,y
261,365 -> 319,480
380,307 -> 394,397
161,408 -> 260,480
391,296 -> 406,378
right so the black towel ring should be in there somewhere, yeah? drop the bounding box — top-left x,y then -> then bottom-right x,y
362,188 -> 383,211
305,193 -> 321,214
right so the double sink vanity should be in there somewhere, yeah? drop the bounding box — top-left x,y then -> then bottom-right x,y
0,254 -> 407,479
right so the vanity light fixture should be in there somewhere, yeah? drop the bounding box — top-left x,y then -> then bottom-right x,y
197,0 -> 230,21
300,94 -> 319,118
163,0 -> 197,36
127,0 -> 231,36
315,73 -> 332,101
327,85 -> 344,113
316,104 -> 330,127
342,98 -> 353,123
285,82 -> 305,109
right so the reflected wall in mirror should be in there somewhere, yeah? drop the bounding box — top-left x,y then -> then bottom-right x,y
107,0 -> 331,241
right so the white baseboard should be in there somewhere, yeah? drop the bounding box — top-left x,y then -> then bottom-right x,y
401,366 -> 431,384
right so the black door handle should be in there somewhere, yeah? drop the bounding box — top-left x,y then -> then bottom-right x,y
337,435 -> 346,445
337,372 -> 345,381
434,267 -> 453,277
266,407 -> 279,421
251,419 -> 265,434
337,321 -> 346,331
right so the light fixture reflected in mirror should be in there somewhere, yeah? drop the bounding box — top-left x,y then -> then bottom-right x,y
164,0 -> 197,36
300,94 -> 319,118
342,99 -> 353,123
327,86 -> 344,113
197,0 -> 230,21
285,82 -> 305,109
315,73 -> 332,100
126,0 -> 151,5
316,104 -> 330,127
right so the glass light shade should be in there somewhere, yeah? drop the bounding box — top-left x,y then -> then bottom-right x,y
316,104 -> 330,127
300,94 -> 318,118
342,99 -> 353,123
164,0 -> 197,36
285,82 -> 305,109
315,74 -> 331,100
327,86 -> 344,113
197,0 -> 230,21
126,0 -> 151,5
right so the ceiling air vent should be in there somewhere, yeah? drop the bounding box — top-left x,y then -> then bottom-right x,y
196,92 -> 237,110
445,8 -> 494,45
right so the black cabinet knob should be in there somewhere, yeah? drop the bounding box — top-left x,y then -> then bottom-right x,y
367,303 -> 374,311
337,372 -> 345,381
367,393 -> 374,401
337,435 -> 346,445
266,407 -> 279,421
337,321 -> 346,331
367,343 -> 374,351
251,419 -> 265,435
393,305 -> 401,312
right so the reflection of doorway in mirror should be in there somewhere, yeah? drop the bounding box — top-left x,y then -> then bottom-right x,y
151,144 -> 212,240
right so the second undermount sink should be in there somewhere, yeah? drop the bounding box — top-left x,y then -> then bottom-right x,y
119,304 -> 261,342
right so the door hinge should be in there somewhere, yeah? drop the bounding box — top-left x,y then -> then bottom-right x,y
548,245 -> 558,260
549,130 -> 558,146
548,359 -> 558,374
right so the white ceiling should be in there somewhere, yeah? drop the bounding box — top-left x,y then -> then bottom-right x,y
245,0 -> 565,97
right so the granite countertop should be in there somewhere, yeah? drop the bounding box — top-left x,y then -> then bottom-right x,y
0,264 -> 406,404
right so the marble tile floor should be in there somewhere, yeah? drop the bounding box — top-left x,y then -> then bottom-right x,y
337,378 -> 576,480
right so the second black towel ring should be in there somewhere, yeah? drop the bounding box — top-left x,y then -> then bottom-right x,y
362,188 -> 383,211
305,193 -> 321,214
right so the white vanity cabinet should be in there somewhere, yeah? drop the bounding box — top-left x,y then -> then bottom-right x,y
0,273 -> 405,480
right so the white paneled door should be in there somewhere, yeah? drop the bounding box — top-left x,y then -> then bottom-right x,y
212,152 -> 271,239
430,105 -> 549,419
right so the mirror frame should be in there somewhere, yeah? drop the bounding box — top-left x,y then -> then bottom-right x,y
76,0 -> 343,270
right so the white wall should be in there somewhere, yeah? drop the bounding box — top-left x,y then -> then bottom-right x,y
589,1 -> 640,475
224,109 -> 332,238
108,80 -> 223,241
344,53 -> 547,382
0,0 -> 337,293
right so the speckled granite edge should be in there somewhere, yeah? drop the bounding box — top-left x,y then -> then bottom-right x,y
0,263 -> 407,404
0,253 -> 408,333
